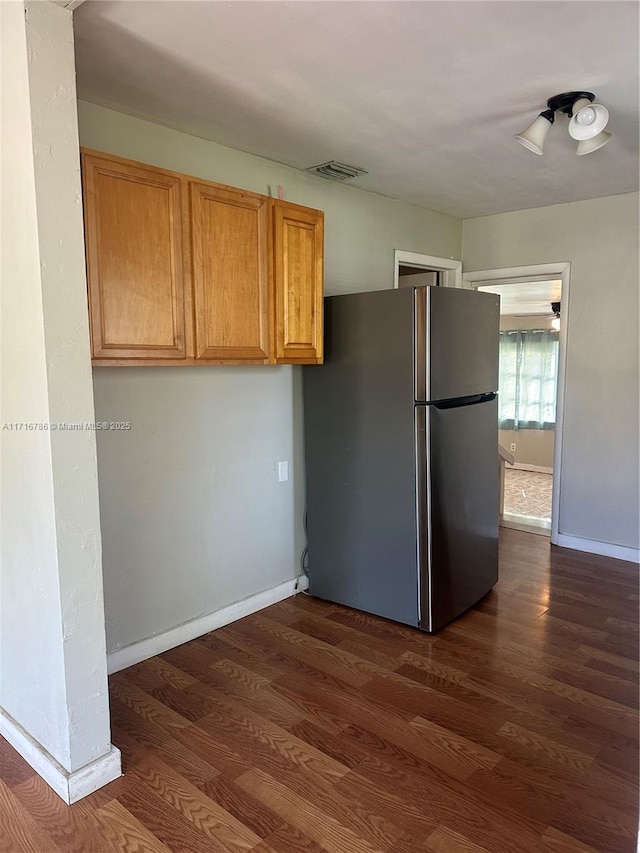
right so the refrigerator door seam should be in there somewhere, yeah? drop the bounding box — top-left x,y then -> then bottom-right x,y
425,286 -> 431,401
414,286 -> 427,402
415,405 -> 427,630
425,407 -> 433,632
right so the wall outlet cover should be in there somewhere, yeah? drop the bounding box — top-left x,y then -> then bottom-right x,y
278,461 -> 289,482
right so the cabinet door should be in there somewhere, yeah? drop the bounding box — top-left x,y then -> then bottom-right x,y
82,153 -> 187,360
273,201 -> 324,364
191,182 -> 270,362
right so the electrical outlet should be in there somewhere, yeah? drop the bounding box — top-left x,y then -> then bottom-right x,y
278,461 -> 289,482
510,443 -> 517,452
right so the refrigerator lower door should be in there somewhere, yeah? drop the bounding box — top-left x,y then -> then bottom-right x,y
418,396 -> 499,631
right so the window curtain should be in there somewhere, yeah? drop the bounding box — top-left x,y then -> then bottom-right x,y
498,329 -> 559,430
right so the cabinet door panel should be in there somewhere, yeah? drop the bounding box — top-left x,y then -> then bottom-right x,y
82,155 -> 186,360
191,183 -> 270,362
273,201 -> 324,364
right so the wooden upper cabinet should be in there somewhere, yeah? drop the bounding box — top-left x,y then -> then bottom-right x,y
191,182 -> 270,362
273,200 -> 324,364
82,153 -> 187,360
81,150 -> 324,366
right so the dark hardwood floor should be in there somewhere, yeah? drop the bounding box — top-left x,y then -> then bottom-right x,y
1,528 -> 638,852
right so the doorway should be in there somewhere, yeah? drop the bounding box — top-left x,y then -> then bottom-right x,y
463,263 -> 570,546
394,250 -> 462,290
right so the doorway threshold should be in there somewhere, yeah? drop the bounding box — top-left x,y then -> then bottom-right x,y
500,513 -> 551,537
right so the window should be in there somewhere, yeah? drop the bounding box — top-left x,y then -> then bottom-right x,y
499,329 -> 559,430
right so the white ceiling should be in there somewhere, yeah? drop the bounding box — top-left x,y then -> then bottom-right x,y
478,280 -> 562,316
73,1 -> 639,219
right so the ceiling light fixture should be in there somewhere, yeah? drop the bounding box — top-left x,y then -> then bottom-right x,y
515,91 -> 611,156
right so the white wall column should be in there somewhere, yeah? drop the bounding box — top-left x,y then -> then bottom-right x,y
0,0 -> 121,802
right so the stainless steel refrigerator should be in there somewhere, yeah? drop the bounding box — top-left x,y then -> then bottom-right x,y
303,285 -> 500,632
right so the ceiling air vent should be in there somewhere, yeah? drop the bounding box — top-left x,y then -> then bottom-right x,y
306,161 -> 368,181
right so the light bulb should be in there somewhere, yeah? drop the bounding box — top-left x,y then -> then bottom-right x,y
569,102 -> 610,141
576,107 -> 596,126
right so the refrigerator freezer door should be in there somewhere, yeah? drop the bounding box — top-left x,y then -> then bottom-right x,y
415,286 -> 500,403
418,396 -> 499,631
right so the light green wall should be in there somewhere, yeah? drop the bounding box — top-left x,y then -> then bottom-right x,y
499,429 -> 554,470
78,102 -> 462,653
464,193 -> 639,551
78,102 -> 461,296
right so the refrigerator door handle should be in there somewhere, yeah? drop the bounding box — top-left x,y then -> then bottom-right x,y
430,392 -> 497,410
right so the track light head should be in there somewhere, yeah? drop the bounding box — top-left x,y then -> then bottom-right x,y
569,101 -> 610,140
514,109 -> 555,155
575,130 -> 612,155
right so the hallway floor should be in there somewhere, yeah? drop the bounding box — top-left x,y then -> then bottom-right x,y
504,467 -> 553,526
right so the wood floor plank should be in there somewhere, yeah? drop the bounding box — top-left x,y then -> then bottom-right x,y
198,775 -> 285,840
116,724 -> 220,791
397,650 -> 470,685
254,823 -> 330,853
187,657 -> 308,731
244,614 -> 380,686
585,655 -> 639,683
0,529 -> 636,853
258,750 -> 411,851
172,721 -> 252,780
0,737 -> 36,789
121,750 -> 262,852
110,677 -> 192,734
236,766 -> 387,853
89,799 -> 175,853
193,689 -> 351,786
0,778 -> 61,853
335,754 -> 544,853
115,782 -> 223,853
115,655 -> 199,693
495,720 -> 596,772
424,825 -> 493,853
11,774 -> 115,853
537,826 -> 602,852
408,714 -> 501,779
550,787 -> 638,853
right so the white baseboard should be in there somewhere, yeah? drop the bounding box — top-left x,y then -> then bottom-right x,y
0,708 -> 121,804
555,533 -> 640,564
107,578 -> 298,675
510,463 -> 553,474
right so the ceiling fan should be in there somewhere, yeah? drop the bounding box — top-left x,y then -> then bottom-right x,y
512,301 -> 562,328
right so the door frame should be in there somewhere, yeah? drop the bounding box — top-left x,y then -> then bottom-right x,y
462,262 -> 571,546
394,250 -> 463,289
